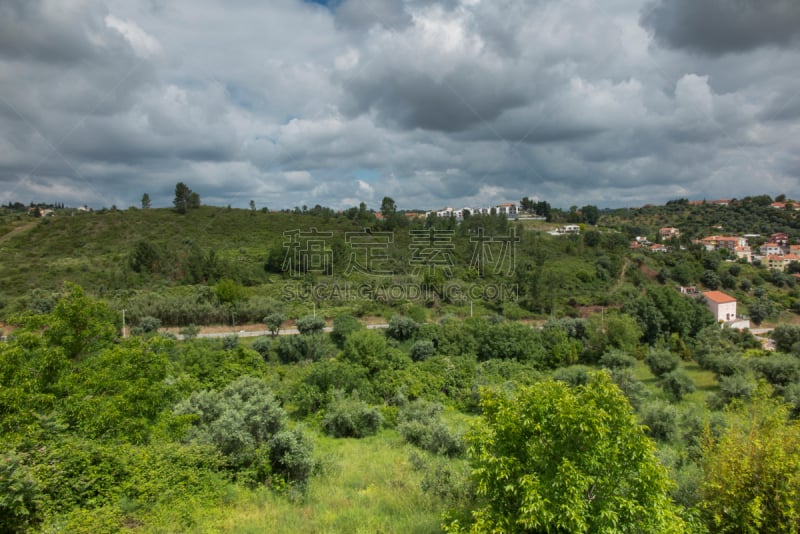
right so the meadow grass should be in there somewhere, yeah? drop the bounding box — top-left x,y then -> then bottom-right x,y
175,431 -> 451,534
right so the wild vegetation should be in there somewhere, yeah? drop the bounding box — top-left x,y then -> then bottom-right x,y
2,194 -> 800,532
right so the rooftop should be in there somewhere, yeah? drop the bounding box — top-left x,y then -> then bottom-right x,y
702,291 -> 736,304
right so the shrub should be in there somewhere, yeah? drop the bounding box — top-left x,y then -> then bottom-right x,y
173,376 -> 313,486
276,334 -> 331,363
330,314 -> 363,348
610,368 -> 648,410
222,334 -> 239,350
295,315 -> 325,336
410,339 -> 436,361
179,324 -> 200,340
552,365 -> 591,387
321,394 -> 383,438
599,349 -> 637,370
659,370 -> 696,401
709,372 -> 757,409
0,451 -> 41,533
139,316 -> 162,333
251,337 -> 272,359
641,401 -> 678,441
749,354 -> 800,392
264,313 -> 285,337
397,400 -> 464,457
644,348 -> 679,377
387,315 -> 419,341
771,324 -> 800,353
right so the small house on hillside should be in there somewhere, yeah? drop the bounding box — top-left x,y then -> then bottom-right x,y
702,291 -> 737,322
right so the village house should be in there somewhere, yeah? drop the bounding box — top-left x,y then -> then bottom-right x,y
702,291 -> 737,322
770,232 -> 789,247
700,235 -> 747,252
733,246 -> 752,262
659,227 -> 680,240
760,242 -> 784,256
766,253 -> 800,272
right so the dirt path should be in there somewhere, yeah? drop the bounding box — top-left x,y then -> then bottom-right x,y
611,257 -> 631,293
0,221 -> 37,245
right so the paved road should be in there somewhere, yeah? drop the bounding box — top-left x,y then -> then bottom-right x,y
170,322 -> 389,341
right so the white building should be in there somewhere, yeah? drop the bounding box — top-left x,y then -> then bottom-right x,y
702,291 -> 737,322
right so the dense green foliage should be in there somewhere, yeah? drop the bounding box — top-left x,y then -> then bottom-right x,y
3,198 -> 800,531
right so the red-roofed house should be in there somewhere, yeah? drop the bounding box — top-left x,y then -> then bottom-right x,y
766,253 -> 800,272
659,227 -> 680,240
702,291 -> 737,322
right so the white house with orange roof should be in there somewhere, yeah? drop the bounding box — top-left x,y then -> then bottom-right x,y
702,291 -> 737,322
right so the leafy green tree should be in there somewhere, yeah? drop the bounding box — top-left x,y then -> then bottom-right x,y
659,370 -> 696,401
447,373 -> 684,533
330,314 -> 363,348
644,347 -> 680,377
584,311 -> 642,362
701,270 -> 720,290
264,313 -> 285,337
295,315 -> 325,336
141,193 -> 151,209
771,324 -> 800,353
0,451 -> 41,532
580,204 -> 600,225
188,191 -> 201,209
215,278 -> 246,305
387,315 -> 419,341
749,297 -> 776,326
129,240 -> 161,274
44,283 -> 117,360
698,391 -> 800,533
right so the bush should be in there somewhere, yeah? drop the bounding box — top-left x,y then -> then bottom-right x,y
173,376 -> 313,486
179,324 -> 200,340
709,372 -> 757,409
410,339 -> 436,361
641,401 -> 678,441
644,348 -> 679,377
610,368 -> 648,410
139,316 -> 162,333
397,400 -> 464,457
0,451 -> 40,533
264,313 -> 285,337
330,314 -> 363,348
321,394 -> 383,438
552,365 -> 591,387
749,354 -> 800,392
222,334 -> 239,350
276,334 -> 331,363
659,370 -> 696,401
387,315 -> 419,341
251,337 -> 272,359
599,349 -> 637,370
295,315 -> 325,336
771,324 -> 800,353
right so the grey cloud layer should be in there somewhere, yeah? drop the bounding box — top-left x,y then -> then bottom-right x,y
0,0 -> 797,210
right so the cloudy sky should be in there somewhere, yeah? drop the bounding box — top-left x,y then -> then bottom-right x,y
1,0 -> 799,211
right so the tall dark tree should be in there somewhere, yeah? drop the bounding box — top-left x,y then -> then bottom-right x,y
173,182 -> 191,214
141,193 -> 151,209
581,204 -> 600,225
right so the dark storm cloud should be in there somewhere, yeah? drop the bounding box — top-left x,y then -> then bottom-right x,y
642,0 -> 800,55
0,0 -> 798,211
